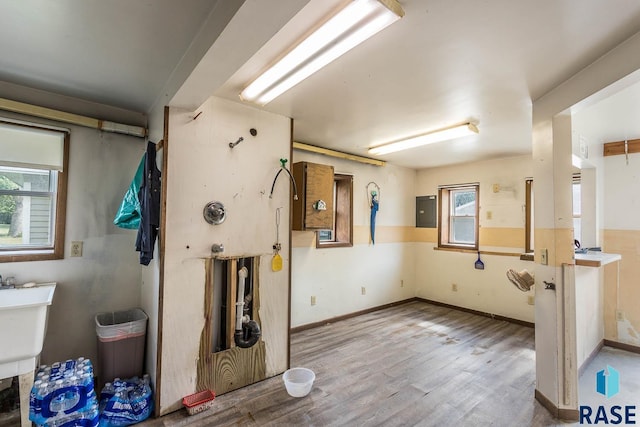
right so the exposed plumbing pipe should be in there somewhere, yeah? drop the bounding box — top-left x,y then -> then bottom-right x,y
235,320 -> 261,348
235,267 -> 248,331
234,265 -> 261,348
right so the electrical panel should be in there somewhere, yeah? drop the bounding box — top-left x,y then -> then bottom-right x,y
416,195 -> 437,228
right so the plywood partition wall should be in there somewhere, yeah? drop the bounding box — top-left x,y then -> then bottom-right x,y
158,97 -> 291,415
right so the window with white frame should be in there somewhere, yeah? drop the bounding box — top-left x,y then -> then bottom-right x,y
438,183 -> 479,249
0,119 -> 68,262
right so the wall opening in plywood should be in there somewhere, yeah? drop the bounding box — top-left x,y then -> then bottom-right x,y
198,256 -> 266,396
212,257 -> 258,353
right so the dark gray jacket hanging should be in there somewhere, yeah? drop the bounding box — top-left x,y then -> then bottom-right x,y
136,141 -> 161,265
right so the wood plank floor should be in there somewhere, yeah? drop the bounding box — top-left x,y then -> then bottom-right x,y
139,301 -> 564,426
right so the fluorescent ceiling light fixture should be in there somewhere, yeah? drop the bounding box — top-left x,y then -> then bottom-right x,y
368,123 -> 479,155
240,0 -> 404,105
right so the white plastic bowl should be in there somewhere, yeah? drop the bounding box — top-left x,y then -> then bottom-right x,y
283,367 -> 315,397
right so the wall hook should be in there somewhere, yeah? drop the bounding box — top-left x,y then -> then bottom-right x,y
229,136 -> 244,148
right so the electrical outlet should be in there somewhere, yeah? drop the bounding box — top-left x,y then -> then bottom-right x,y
361,286 -> 366,295
616,310 -> 624,321
492,184 -> 500,193
400,279 -> 404,287
540,248 -> 548,265
486,211 -> 493,220
527,295 -> 535,305
452,283 -> 458,292
70,241 -> 83,257
311,296 -> 316,306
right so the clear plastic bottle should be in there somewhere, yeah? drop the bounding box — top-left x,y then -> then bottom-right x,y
50,379 -> 65,413
61,375 -> 80,412
36,381 -> 52,425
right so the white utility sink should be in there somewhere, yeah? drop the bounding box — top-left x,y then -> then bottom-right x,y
0,282 -> 56,427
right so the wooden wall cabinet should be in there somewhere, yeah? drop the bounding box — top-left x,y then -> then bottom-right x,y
292,161 -> 334,230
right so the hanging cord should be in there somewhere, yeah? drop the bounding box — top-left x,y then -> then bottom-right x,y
274,207 -> 282,250
270,158 -> 299,200
366,182 -> 381,206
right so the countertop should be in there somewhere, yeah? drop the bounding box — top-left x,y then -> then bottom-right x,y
574,252 -> 621,267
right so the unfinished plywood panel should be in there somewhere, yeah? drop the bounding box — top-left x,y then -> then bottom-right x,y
292,161 -> 334,230
197,344 -> 266,395
159,97 -> 291,415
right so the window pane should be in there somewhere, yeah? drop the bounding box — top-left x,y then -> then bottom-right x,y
451,217 -> 475,244
573,218 -> 581,245
0,195 -> 53,247
453,190 -> 476,215
572,183 -> 581,216
0,167 -> 52,192
318,230 -> 333,242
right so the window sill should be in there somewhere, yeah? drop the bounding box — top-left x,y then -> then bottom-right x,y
437,244 -> 478,251
520,253 -> 534,262
0,250 -> 61,263
316,241 -> 353,249
433,247 -> 522,257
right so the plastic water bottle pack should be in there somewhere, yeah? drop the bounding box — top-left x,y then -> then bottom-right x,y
30,358 -> 99,427
98,375 -> 153,427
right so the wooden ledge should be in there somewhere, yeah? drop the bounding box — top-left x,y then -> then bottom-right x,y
433,246 -> 522,257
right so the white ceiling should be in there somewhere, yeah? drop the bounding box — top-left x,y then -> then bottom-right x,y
2,0 -> 640,169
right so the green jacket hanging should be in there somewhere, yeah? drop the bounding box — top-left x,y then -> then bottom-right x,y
113,155 -> 144,229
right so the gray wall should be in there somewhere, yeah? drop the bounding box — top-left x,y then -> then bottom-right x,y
1,106 -> 145,374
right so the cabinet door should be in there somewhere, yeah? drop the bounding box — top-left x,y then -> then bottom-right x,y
292,162 -> 334,230
304,162 -> 334,229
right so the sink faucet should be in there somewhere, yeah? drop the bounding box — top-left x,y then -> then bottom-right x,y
0,275 -> 16,289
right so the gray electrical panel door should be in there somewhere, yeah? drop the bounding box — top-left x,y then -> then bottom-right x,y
416,195 -> 437,228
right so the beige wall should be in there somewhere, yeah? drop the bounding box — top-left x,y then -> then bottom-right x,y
291,151 -> 417,327
573,91 -> 640,347
415,155 -> 535,323
292,153 -> 537,328
602,155 -> 640,346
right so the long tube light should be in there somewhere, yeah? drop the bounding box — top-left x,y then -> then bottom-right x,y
240,0 -> 404,105
368,123 -> 479,155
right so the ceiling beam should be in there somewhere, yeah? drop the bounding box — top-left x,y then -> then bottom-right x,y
293,141 -> 385,166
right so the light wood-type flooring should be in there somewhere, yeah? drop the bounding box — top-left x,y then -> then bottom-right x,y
2,301 -> 639,426
137,301 -> 640,426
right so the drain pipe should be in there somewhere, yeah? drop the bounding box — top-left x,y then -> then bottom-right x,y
234,266 -> 261,348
